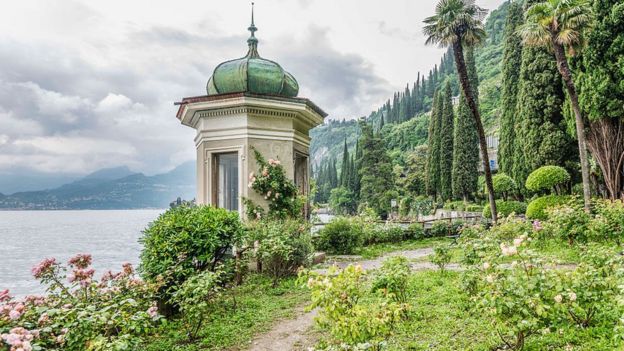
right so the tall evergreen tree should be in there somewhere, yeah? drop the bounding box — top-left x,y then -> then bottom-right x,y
424,0 -> 498,222
578,0 -> 624,199
513,0 -> 576,190
498,0 -> 523,175
358,121 -> 394,218
340,139 -> 350,187
452,48 -> 480,201
439,81 -> 455,201
520,0 -> 594,210
426,90 -> 442,199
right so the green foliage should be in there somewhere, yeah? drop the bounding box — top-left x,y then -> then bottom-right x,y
358,121 -> 395,219
245,148 -> 303,219
439,82 -> 455,201
302,265 -> 407,348
248,219 -> 313,285
512,7 -> 575,189
139,206 -> 244,302
315,217 -> 363,254
577,0 -> 624,121
491,173 -> 517,199
1,256 -> 161,351
544,203 -> 591,244
405,223 -> 425,240
172,270 -> 224,340
429,220 -> 450,238
525,165 -> 571,194
526,195 -> 572,220
498,0 -> 524,175
430,244 -> 452,272
482,200 -> 526,218
329,186 -> 357,215
372,256 -> 411,303
452,48 -> 480,201
588,200 -> 624,242
426,90 -> 442,198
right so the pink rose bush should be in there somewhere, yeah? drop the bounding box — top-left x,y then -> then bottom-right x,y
0,254 -> 162,351
243,148 -> 303,220
460,217 -> 624,350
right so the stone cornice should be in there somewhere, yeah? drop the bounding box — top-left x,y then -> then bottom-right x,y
176,93 -> 325,130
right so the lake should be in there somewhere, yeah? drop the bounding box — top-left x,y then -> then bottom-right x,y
0,210 -> 164,297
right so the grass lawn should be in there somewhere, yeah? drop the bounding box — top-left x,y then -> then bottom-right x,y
143,274 -> 309,351
381,271 -> 621,350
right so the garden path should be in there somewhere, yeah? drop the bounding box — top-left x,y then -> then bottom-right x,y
246,247 -> 451,351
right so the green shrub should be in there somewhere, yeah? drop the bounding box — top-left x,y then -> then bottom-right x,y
406,223 -> 425,240
545,204 -> 591,244
525,165 -> 571,194
302,265 -> 406,348
588,200 -> 624,243
372,256 -> 411,303
139,206 -> 244,304
0,255 -> 161,350
526,195 -> 571,220
429,220 -> 449,237
429,244 -> 452,272
315,217 -> 363,254
248,219 -> 313,285
492,173 -> 517,200
172,269 -> 224,340
465,204 -> 483,212
482,200 -> 527,218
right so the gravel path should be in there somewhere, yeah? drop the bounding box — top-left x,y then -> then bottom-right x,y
245,247 -> 441,351
245,248 -> 577,350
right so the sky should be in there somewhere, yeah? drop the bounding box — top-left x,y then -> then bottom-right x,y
0,0 -> 505,186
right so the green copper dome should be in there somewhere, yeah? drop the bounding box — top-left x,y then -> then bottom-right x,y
206,6 -> 299,98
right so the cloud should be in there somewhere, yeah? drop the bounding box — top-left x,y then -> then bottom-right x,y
275,26 -> 392,118
377,21 -> 421,41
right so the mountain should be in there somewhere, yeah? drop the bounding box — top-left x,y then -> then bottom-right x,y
0,162 -> 196,210
0,171 -> 80,194
310,0 -> 509,172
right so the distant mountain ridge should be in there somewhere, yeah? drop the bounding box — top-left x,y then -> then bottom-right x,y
0,162 -> 196,210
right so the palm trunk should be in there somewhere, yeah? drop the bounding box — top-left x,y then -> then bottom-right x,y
453,42 -> 498,223
552,40 -> 591,211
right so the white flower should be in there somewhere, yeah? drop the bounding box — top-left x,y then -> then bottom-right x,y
486,274 -> 495,283
483,262 -> 490,270
554,294 -> 563,303
569,292 -> 577,302
513,237 -> 524,247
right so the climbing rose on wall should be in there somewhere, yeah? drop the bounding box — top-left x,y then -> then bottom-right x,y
243,148 -> 303,220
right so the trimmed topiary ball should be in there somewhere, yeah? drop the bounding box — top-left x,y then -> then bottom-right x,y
525,166 -> 571,194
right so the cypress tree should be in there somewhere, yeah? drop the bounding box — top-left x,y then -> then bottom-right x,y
498,0 -> 523,176
439,81 -> 455,201
426,90 -> 442,199
512,0 -> 576,188
452,48 -> 480,201
340,139 -> 350,187
358,121 -> 394,219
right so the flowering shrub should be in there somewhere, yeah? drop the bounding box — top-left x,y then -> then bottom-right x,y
247,219 -> 313,286
462,225 -> 624,349
526,195 -> 572,220
301,265 -> 407,349
0,254 -> 161,351
371,256 -> 411,303
244,148 -> 303,220
544,203 -> 591,244
139,205 -> 244,308
588,199 -> 624,243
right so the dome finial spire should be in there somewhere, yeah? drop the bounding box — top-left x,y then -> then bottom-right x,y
246,2 -> 259,57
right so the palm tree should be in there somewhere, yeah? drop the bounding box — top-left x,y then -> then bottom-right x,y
423,0 -> 498,223
519,0 -> 594,211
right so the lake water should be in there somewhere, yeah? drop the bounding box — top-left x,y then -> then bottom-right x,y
0,210 -> 164,297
